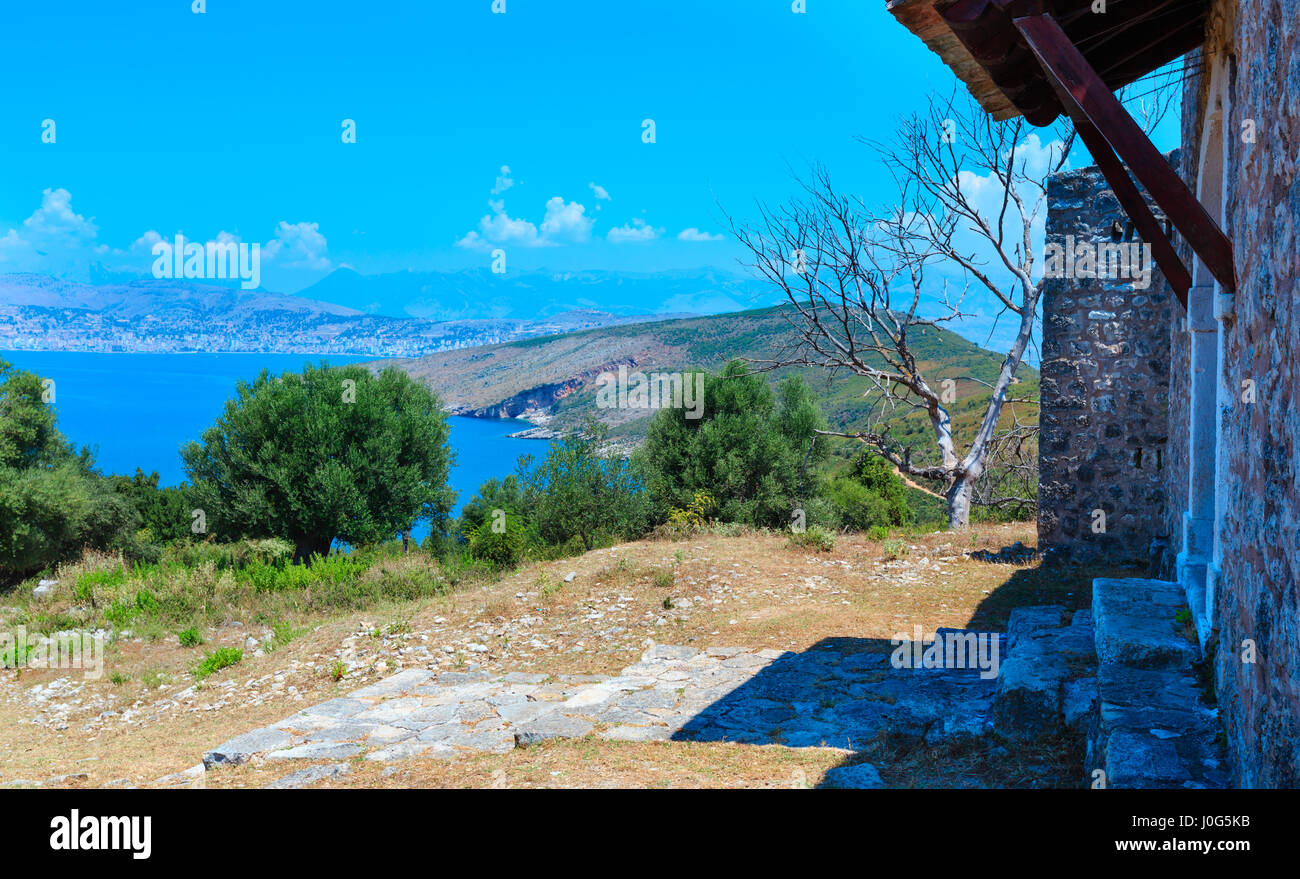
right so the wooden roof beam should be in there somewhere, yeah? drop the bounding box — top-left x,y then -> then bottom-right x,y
1013,12 -> 1236,296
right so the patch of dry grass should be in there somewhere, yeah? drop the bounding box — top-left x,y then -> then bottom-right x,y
1,522 -> 1128,788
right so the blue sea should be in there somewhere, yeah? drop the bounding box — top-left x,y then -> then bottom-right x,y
1,351 -> 544,539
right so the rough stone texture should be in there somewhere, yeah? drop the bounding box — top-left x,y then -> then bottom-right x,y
1038,164 -> 1174,563
1174,3 -> 1300,788
1092,579 -> 1200,670
202,726 -> 294,768
822,763 -> 885,790
267,763 -> 351,790
993,607 -> 1096,740
1088,578 -> 1226,788
202,636 -> 1010,773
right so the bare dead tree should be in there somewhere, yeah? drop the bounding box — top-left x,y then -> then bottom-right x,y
730,91 -> 1067,530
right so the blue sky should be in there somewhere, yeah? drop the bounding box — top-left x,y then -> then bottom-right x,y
1,0 -> 1180,297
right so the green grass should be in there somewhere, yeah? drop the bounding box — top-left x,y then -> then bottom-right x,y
194,646 -> 243,681
7,539 -> 465,656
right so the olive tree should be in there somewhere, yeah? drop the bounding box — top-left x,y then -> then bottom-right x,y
182,363 -> 454,562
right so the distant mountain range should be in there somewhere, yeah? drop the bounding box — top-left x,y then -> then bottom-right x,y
296,266 -> 776,321
0,270 -> 762,356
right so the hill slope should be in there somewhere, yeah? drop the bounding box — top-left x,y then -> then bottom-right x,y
377,306 -> 1039,451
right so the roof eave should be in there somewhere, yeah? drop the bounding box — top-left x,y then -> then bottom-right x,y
886,0 -> 1022,120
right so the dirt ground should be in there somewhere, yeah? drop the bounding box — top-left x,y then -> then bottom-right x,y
0,522 -> 1137,789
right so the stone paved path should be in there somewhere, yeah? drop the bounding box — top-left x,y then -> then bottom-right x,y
203,638 -> 1004,770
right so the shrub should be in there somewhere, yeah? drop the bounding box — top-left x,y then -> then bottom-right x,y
665,489 -> 716,534
520,418 -> 648,552
468,513 -> 529,567
638,362 -> 827,529
882,537 -> 909,560
194,646 -> 242,681
177,627 -> 202,648
74,567 -> 126,602
787,526 -> 836,552
827,477 -> 899,532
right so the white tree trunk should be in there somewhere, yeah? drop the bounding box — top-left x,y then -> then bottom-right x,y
946,478 -> 973,530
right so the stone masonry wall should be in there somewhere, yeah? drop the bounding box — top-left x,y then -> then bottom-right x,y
1180,0 -> 1300,788
1038,166 -> 1174,563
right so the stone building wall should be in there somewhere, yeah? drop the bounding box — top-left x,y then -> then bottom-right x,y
1176,0 -> 1300,788
1038,165 -> 1174,563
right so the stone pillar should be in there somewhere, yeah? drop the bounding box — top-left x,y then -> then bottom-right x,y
1037,163 -> 1174,562
1177,284 -> 1217,629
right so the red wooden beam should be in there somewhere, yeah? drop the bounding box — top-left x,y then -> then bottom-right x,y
1013,12 -> 1236,295
1073,118 -> 1193,307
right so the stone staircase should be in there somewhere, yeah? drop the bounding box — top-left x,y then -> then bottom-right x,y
1086,578 -> 1227,788
987,578 -> 1228,788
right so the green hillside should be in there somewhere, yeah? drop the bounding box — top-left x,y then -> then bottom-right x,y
377,305 -> 1038,494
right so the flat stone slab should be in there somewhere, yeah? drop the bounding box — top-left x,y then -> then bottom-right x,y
204,727 -> 294,768
201,637 -> 1006,770
267,763 -> 351,789
1093,578 -> 1199,670
1089,577 -> 1227,789
822,763 -> 885,789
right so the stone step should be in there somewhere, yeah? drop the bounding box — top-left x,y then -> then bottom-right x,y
1088,577 -> 1227,789
991,606 -> 1098,741
1092,578 -> 1200,670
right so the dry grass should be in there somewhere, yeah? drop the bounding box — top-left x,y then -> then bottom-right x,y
0,522 -> 1137,789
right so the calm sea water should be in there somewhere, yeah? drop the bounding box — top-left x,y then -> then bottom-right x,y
1,351 -> 542,538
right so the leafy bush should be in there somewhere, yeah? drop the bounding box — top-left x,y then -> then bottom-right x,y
106,469 -> 192,543
882,537 -> 909,560
194,647 -> 242,681
74,567 -> 126,602
519,418 -> 648,552
0,360 -> 144,581
787,526 -> 836,552
468,513 -> 529,567
177,627 -> 202,648
827,477 -> 898,532
638,361 -> 827,529
458,475 -> 527,537
664,490 -> 716,534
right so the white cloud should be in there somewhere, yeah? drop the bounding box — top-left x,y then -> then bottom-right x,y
0,188 -> 100,272
677,227 -> 724,242
456,205 -> 541,250
539,197 -> 593,244
607,218 -> 662,243
263,221 -> 330,270
491,165 -> 515,196
0,187 -> 332,288
588,182 -> 611,201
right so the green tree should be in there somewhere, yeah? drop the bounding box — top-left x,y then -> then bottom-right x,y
107,468 -> 192,543
0,360 -> 140,579
458,474 -> 527,538
520,419 -> 647,552
181,363 -> 454,563
638,360 -> 827,528
845,453 -> 911,526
